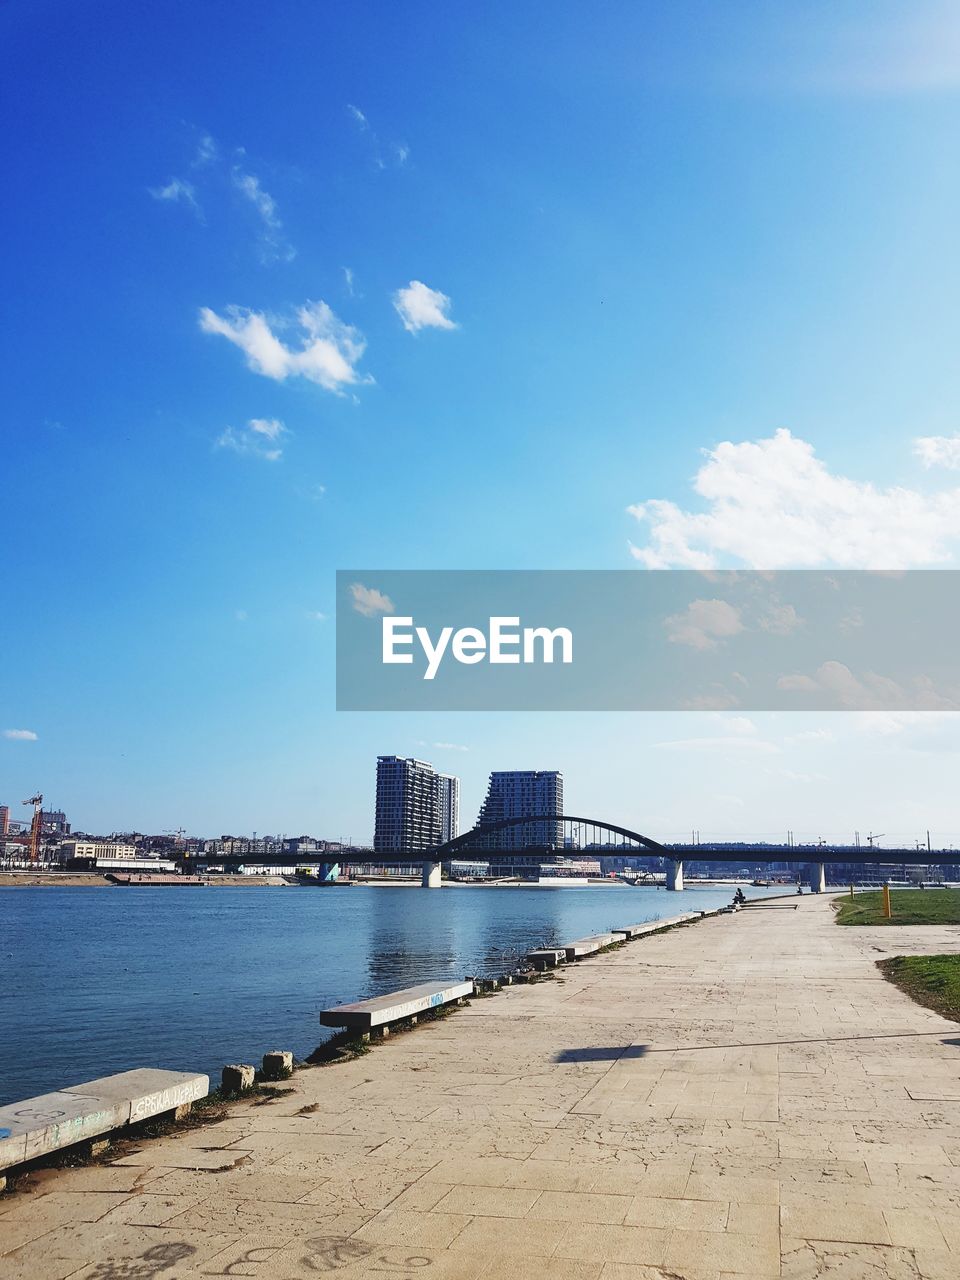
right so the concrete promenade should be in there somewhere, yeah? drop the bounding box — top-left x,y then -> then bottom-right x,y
3,897 -> 960,1279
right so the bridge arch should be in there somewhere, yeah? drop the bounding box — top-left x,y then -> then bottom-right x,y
434,814 -> 667,857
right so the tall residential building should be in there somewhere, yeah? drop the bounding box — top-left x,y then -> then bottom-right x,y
475,770 -> 564,849
438,774 -> 460,845
375,756 -> 444,853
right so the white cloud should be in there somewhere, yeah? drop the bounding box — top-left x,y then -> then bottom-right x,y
433,741 -> 469,752
785,728 -> 835,745
306,610 -> 327,622
629,429 -> 960,568
393,281 -> 458,334
915,434 -> 960,470
231,168 -> 294,263
3,728 -> 37,741
769,768 -> 828,784
758,602 -> 802,636
853,710 -> 959,736
350,583 -> 395,617
776,661 -> 960,711
654,735 -> 779,754
342,267 -> 357,297
194,133 -> 218,166
148,178 -> 202,219
664,599 -> 744,650
248,417 -> 284,441
216,418 -> 287,461
681,692 -> 742,710
199,301 -> 370,394
719,715 -> 758,735
346,104 -> 407,171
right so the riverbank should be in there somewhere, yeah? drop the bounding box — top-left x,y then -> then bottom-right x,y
0,873 -> 290,888
4,894 -> 959,1278
835,886 -> 960,926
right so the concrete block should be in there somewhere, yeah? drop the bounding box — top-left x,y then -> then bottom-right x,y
261,1050 -> 294,1080
0,1069 -> 210,1175
68,1068 -> 209,1123
0,1090 -> 126,1168
527,948 -> 566,968
564,933 -> 617,961
221,1064 -> 256,1094
319,979 -> 475,1032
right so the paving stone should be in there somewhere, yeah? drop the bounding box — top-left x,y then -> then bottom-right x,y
5,896 -> 960,1278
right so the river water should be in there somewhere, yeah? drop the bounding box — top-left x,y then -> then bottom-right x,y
0,882 -> 790,1105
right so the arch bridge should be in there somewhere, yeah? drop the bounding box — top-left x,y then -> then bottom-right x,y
422,814 -> 669,889
417,815 -> 958,890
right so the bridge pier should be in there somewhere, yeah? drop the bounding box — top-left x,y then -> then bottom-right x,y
421,860 -> 442,889
809,862 -> 826,894
666,859 -> 684,891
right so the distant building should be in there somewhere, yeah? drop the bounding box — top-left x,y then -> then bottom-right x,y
61,840 -> 172,871
41,809 -> 70,835
374,755 -> 448,853
438,774 -> 460,845
0,805 -> 8,837
475,770 -> 563,850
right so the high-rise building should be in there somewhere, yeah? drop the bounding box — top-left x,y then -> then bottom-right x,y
41,809 -> 70,835
374,756 -> 444,853
438,774 -> 460,844
0,805 -> 9,837
475,771 -> 563,849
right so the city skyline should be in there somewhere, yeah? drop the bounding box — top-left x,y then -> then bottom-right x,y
4,1 -> 960,840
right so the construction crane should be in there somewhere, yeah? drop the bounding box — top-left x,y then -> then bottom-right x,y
23,793 -> 42,862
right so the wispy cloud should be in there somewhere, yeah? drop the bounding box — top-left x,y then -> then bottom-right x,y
777,661 -> 960,711
231,167 -> 295,263
664,599 -> 743,650
346,103 -> 409,171
194,133 -> 218,166
654,735 -> 779,754
393,281 -> 458,334
758,601 -> 803,636
305,610 -> 327,622
433,741 -> 469,752
342,267 -> 357,297
4,728 -> 38,740
216,417 -> 288,461
915,434 -> 960,470
200,301 -> 370,394
350,583 -> 395,617
148,178 -> 203,221
629,429 -> 960,568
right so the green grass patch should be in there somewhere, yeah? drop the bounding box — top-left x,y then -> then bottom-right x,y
878,954 -> 960,1023
834,888 -> 960,926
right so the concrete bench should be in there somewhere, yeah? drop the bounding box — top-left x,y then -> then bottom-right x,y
564,933 -> 618,960
527,948 -> 567,970
319,979 -> 474,1037
613,913 -> 700,940
0,1068 -> 209,1178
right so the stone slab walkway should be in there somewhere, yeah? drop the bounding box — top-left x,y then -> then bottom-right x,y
2,895 -> 960,1279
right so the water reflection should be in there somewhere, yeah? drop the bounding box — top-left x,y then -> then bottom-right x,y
2,882 -> 788,1104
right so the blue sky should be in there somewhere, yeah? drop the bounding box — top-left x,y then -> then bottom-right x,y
3,1 -> 960,844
